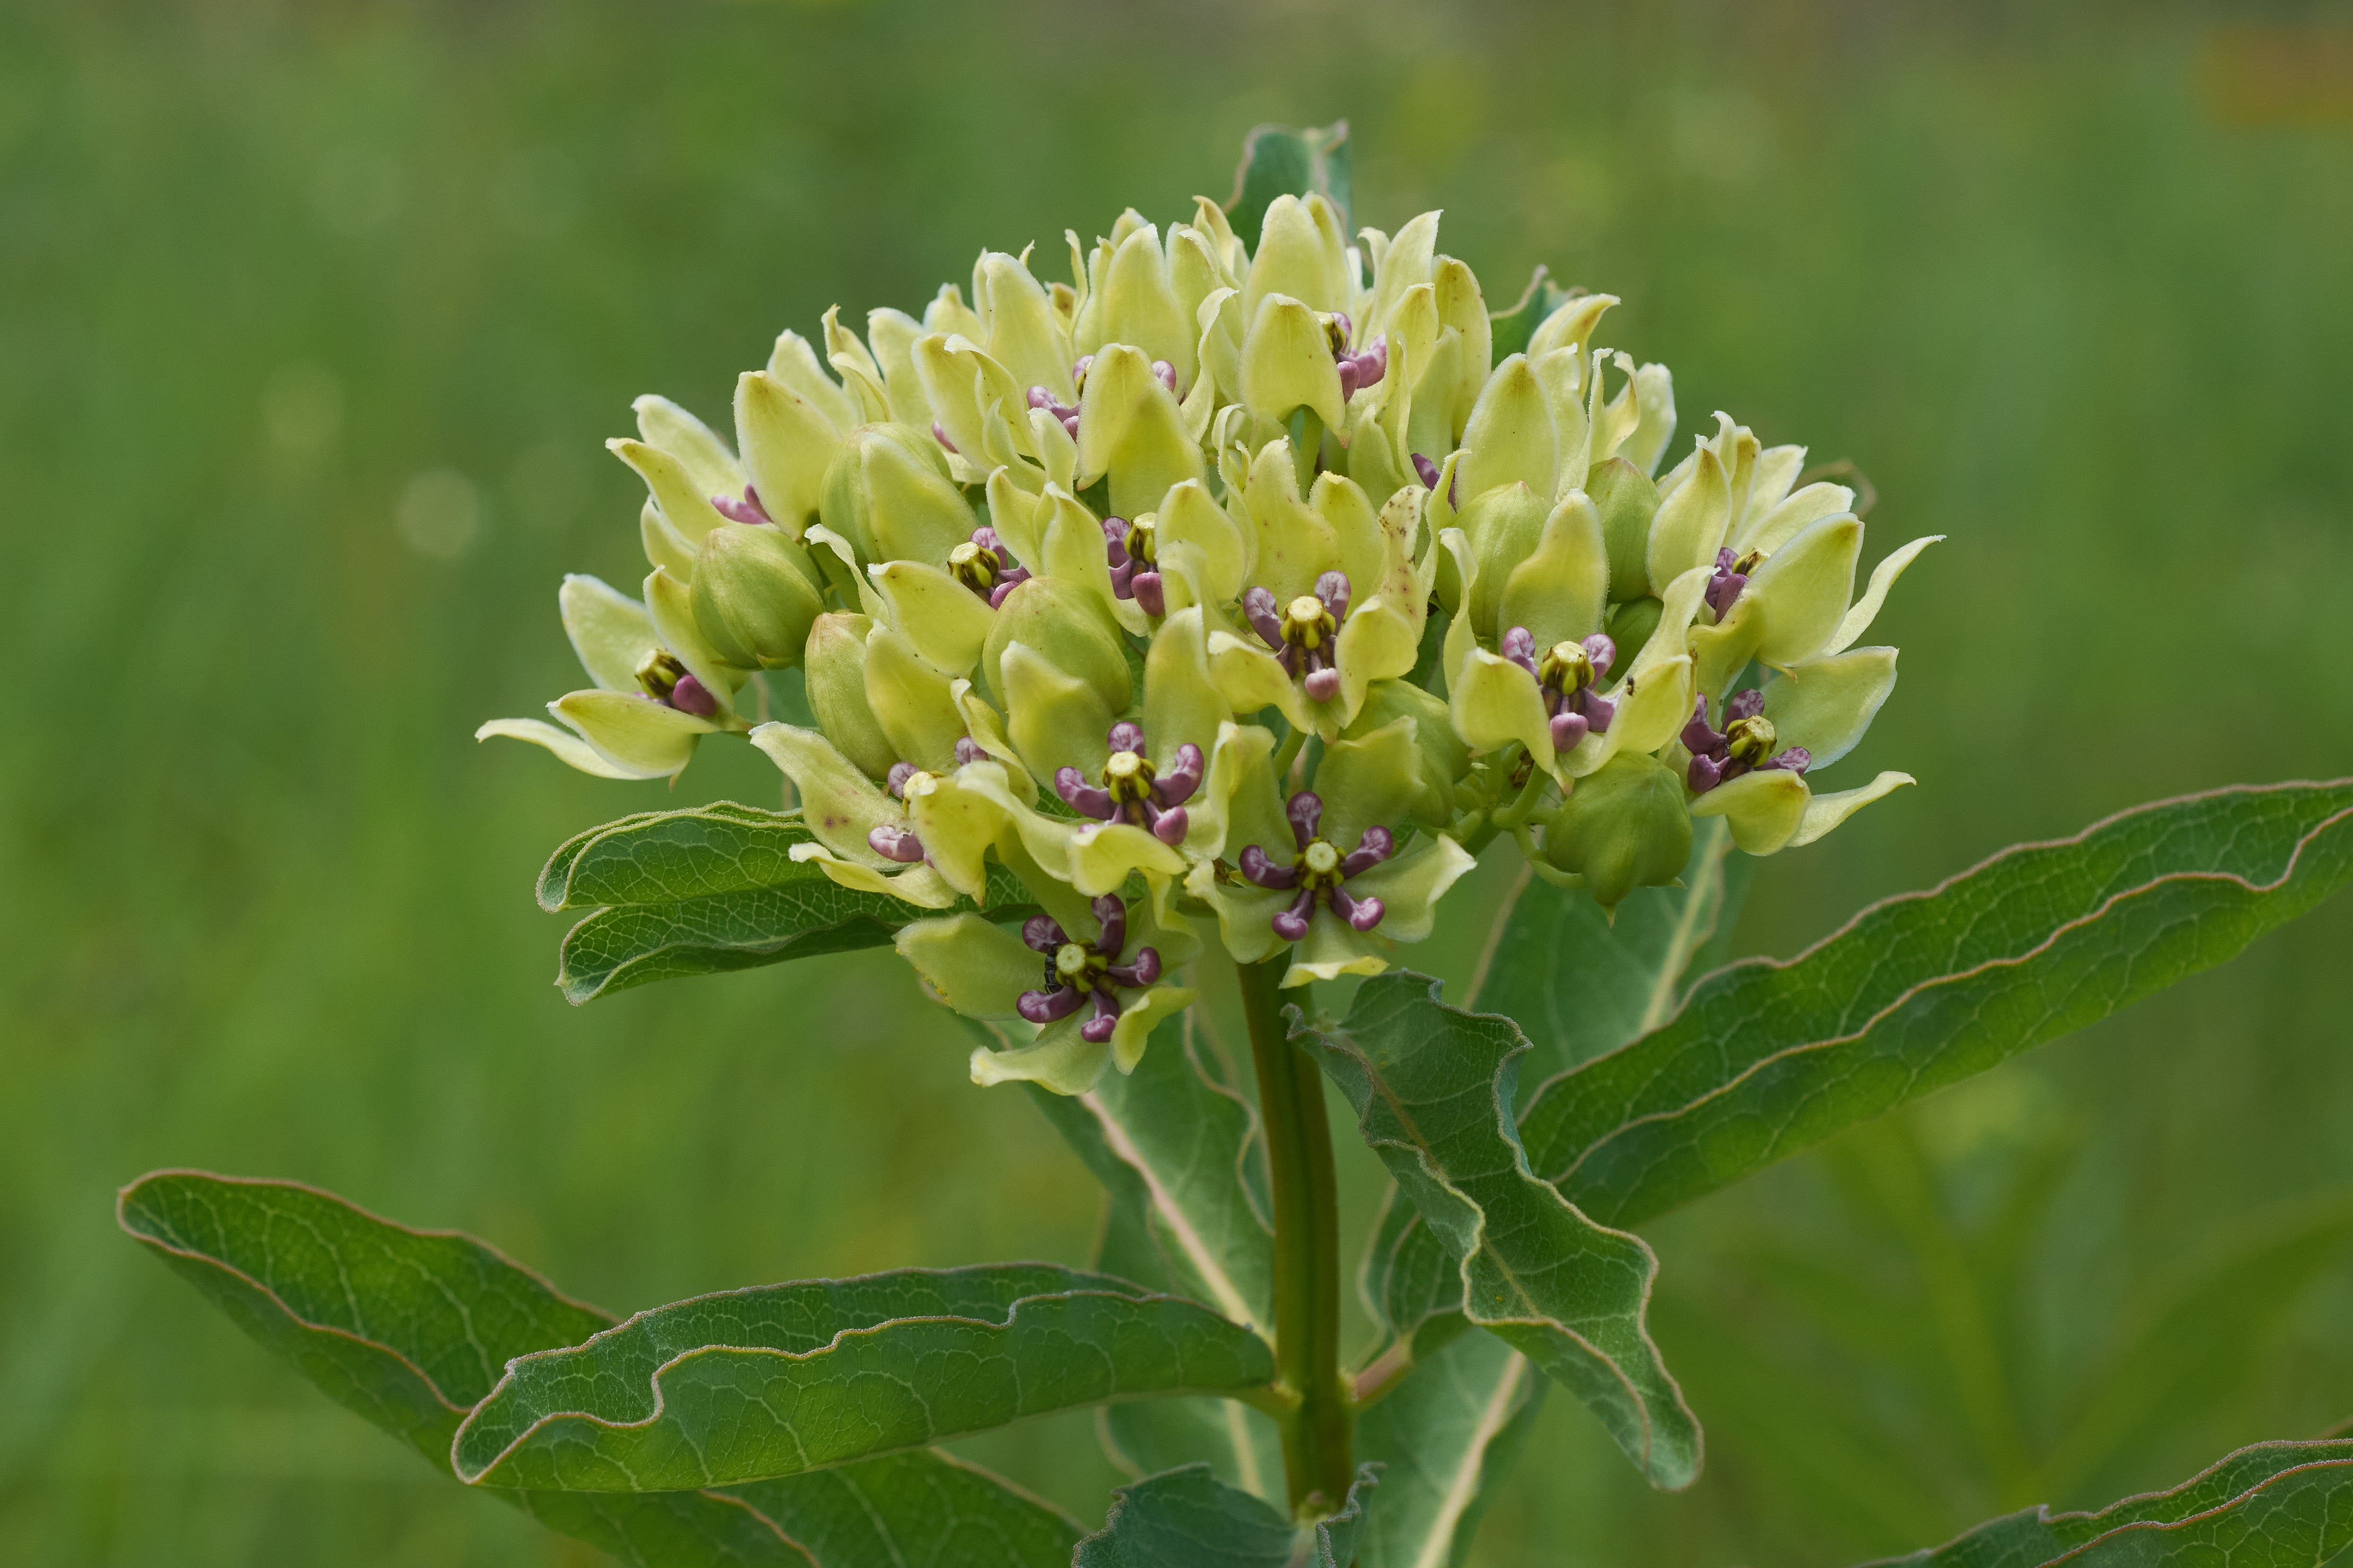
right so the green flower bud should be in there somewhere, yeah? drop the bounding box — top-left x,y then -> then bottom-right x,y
982,575 -> 1132,716
689,522 -> 825,670
804,611 -> 896,778
817,422 -> 970,565
1588,455 -> 1662,604
1543,752 -> 1693,910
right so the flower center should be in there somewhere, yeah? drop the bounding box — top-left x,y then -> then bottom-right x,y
1053,942 -> 1097,985
1538,640 -> 1595,695
1284,595 -> 1335,649
1122,517 -> 1157,566
1301,839 -> 1342,881
948,539 -> 996,593
1102,747 -> 1157,806
1724,714 -> 1777,767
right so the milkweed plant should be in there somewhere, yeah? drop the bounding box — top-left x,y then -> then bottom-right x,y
123,123 -> 2353,1567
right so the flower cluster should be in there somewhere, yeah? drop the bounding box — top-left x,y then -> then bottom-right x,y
483,187 -> 1934,1093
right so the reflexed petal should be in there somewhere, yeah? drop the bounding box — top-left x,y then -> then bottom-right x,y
610,437 -> 728,545
1331,592 -> 1420,732
970,1021 -> 1111,1095
983,466 -> 1047,570
1764,646 -> 1900,769
1497,490 -> 1610,650
767,329 -> 860,432
1106,984 -> 1197,1074
1734,480 -> 1853,556
1621,361 -> 1678,479
1039,483 -> 1149,637
1075,343 -> 1204,521
645,567 -> 741,720
1448,648 -> 1554,770
999,640 -> 1117,787
896,914 -> 1042,1017
1242,437 -> 1343,602
1688,594 -> 1765,701
950,679 -> 1035,801
1238,294 -> 1346,431
1098,225 -> 1194,382
1645,438 -> 1729,588
1314,714 -> 1424,849
639,501 -> 697,579
1787,770 -> 1916,847
633,394 -> 742,499
1342,832 -> 1476,942
1156,479 -> 1252,603
1068,821 -> 1186,898
1242,193 -> 1350,318
1142,608 -> 1231,768
868,559 -> 994,677
978,252 -> 1075,403
1283,910 -> 1390,987
551,690 -> 716,778
791,844 -> 959,909
734,371 -> 842,538
1182,858 -> 1293,965
1456,353 -> 1559,503
1206,630 -> 1312,734
474,717 -> 658,781
1822,535 -> 1942,657
1689,766 -> 1811,854
903,766 -> 1011,897
1749,512 -> 1862,667
748,722 -> 896,860
1180,720 -> 1281,864
559,574 -> 658,694
860,430 -> 977,566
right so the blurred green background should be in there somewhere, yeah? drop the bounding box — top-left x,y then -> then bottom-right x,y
7,1 -> 2353,1563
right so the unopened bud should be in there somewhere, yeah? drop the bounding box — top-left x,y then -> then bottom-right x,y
803,612 -> 897,777
1543,752 -> 1693,911
690,522 -> 825,670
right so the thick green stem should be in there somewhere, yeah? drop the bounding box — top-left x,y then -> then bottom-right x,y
1235,955 -> 1354,1518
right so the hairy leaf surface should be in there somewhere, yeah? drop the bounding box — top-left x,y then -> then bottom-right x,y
1523,781 -> 2353,1228
1864,1439 -> 2353,1566
454,1264 -> 1276,1490
1351,1330 -> 1545,1568
119,1171 -> 1079,1567
542,802 -> 1033,1003
1072,1461 -> 1378,1567
1302,975 -> 1701,1490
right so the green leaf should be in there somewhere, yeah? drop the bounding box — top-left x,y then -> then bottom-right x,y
1474,816 -> 1751,1085
1522,780 -> 2353,1229
1354,820 -> 1750,1378
1300,975 -> 1703,1490
1484,266 -> 1574,367
1072,1461 -> 1379,1567
1862,1439 -> 2353,1566
1225,121 -> 1351,249
119,1170 -> 1079,1568
543,802 -> 1035,1004
1350,1330 -> 1545,1568
1020,1012 -> 1285,1500
454,1264 -> 1278,1490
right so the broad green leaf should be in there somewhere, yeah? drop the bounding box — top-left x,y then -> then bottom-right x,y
1073,1461 -> 1378,1567
1355,820 -> 1750,1377
119,1170 -> 1078,1568
1226,121 -> 1351,247
454,1264 -> 1277,1490
1350,1330 -> 1545,1568
1301,975 -> 1703,1490
543,802 -> 1035,1003
1020,1011 -> 1285,1500
1484,266 -> 1572,367
1863,1439 -> 2353,1566
1522,780 -> 2353,1229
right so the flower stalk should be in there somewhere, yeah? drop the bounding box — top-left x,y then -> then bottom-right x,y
1235,953 -> 1353,1518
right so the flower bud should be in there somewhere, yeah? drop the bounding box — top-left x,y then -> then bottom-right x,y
1453,482 -> 1549,639
982,575 -> 1133,715
1588,455 -> 1662,603
817,422 -> 972,566
1543,752 -> 1693,911
803,612 -> 897,778
689,522 -> 825,670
